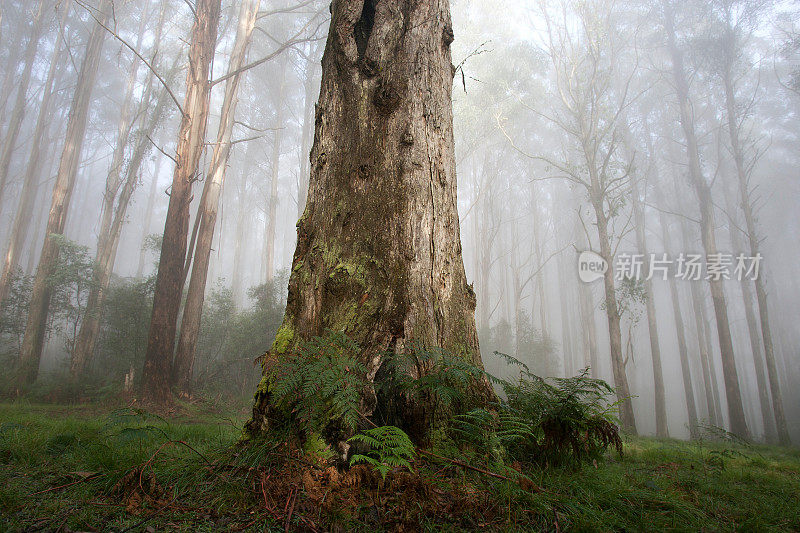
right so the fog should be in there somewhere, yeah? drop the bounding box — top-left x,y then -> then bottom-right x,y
0,0 -> 798,443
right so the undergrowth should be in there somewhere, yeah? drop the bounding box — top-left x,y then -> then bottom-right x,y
0,402 -> 798,531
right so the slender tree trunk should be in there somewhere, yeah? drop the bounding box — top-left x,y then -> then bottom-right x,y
247,0 -> 485,445
0,1 -> 69,307
722,66 -> 790,444
136,153 -> 162,278
0,0 -> 46,213
663,0 -> 749,438
723,185 -> 777,442
557,249 -> 575,376
658,211 -> 699,438
630,176 -> 668,437
16,0 -> 109,388
231,142 -> 256,307
71,46 -> 176,379
297,41 -> 320,217
593,194 -> 636,433
141,0 -> 222,405
681,216 -> 721,426
173,0 -> 261,396
265,59 -> 287,283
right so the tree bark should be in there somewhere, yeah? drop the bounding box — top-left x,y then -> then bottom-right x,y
0,0 -> 46,215
16,0 -> 109,388
141,0 -> 222,405
247,0 -> 485,442
662,0 -> 749,439
173,0 -> 261,396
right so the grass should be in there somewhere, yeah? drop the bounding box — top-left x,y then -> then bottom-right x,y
0,402 -> 798,532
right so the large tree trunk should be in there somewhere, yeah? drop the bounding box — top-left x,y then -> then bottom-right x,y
663,0 -> 749,439
630,176 -> 668,437
0,0 -> 69,307
173,0 -> 261,396
0,0 -> 46,211
15,0 -> 109,388
141,0 -> 222,405
247,0 -> 484,442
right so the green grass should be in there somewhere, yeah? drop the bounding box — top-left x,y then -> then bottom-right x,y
0,402 -> 798,531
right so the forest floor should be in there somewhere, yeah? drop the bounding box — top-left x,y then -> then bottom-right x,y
0,401 -> 798,532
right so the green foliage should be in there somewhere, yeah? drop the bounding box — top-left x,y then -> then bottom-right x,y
348,425 -> 415,479
47,234 -> 95,355
193,275 -> 286,400
268,330 -> 368,434
95,275 -> 155,382
0,269 -> 33,362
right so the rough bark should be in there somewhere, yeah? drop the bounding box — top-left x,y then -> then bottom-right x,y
0,0 -> 69,307
141,0 -> 221,405
173,0 -> 261,396
247,0 -> 484,442
16,0 -> 109,388
663,0 -> 749,439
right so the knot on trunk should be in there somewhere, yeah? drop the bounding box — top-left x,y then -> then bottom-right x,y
373,79 -> 401,115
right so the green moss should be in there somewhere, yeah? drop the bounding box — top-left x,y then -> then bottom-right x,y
272,324 -> 295,355
302,432 -> 334,461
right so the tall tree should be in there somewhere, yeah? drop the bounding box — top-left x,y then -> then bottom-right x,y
247,0 -> 486,445
708,0 -> 790,444
0,0 -> 46,212
173,0 -> 261,396
0,0 -> 69,307
141,0 -> 222,404
662,0 -> 749,438
15,0 -> 110,388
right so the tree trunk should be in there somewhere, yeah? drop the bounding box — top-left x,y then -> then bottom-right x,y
71,33 -> 176,379
231,145 -> 254,307
247,0 -> 484,442
663,0 -> 749,439
0,0 -> 69,307
16,0 -> 109,388
0,0 -> 46,214
722,64 -> 790,444
141,0 -> 221,405
173,0 -> 261,396
630,176 -> 668,437
593,194 -> 636,433
265,59 -> 287,283
659,211 -> 699,438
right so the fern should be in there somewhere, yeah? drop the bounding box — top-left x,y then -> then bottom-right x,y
348,426 -> 415,479
268,331 -> 368,434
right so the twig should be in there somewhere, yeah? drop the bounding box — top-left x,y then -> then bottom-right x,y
29,473 -> 103,495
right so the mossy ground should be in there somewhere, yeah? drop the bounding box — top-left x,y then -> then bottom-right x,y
0,401 -> 798,532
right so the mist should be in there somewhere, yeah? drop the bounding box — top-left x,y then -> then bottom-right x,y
1,0 -> 799,446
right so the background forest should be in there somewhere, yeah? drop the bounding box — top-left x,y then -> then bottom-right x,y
0,0 -> 799,446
